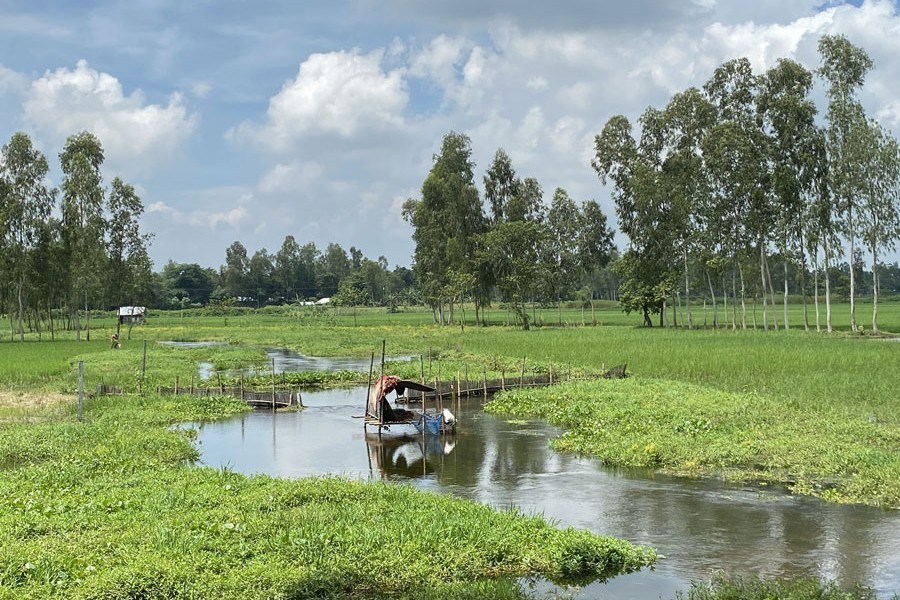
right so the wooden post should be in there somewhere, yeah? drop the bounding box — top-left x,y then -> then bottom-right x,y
175,375 -> 179,395
271,357 -> 276,410
456,370 -> 461,402
464,365 -> 469,397
366,351 -> 375,427
77,361 -> 84,422
420,355 -> 425,403
483,368 -> 488,397
501,370 -> 505,390
550,362 -> 553,385
140,340 -> 147,395
240,373 -> 244,400
218,372 -> 223,393
520,355 -> 526,386
190,375 -> 194,395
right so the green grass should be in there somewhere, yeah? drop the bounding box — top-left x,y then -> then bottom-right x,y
0,340 -> 656,598
3,307 -> 900,595
677,574 -> 892,600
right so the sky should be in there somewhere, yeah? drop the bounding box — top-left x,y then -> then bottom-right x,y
2,0 -> 900,272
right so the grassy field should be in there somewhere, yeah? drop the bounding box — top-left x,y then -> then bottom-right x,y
1,303 -> 898,597
0,339 -> 655,598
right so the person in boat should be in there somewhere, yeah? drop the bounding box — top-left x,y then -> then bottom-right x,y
368,375 -> 421,422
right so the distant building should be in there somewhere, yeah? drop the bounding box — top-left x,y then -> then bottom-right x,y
117,306 -> 147,324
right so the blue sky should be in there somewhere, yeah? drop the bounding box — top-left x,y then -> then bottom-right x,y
2,0 -> 899,271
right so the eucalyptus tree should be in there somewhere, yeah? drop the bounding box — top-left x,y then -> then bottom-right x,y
484,148 -> 519,224
818,34 -> 874,333
661,87 -> 715,329
0,132 -> 55,340
858,120 -> 900,333
593,113 -> 664,324
758,59 -> 819,331
702,58 -> 771,330
60,131 -> 106,340
247,249 -> 275,307
316,242 -> 350,297
222,240 -> 250,301
273,235 -> 300,301
407,132 -> 486,324
544,188 -> 582,324
594,109 -> 682,325
577,199 -> 615,324
802,127 -> 836,332
106,177 -> 153,310
297,242 -> 320,299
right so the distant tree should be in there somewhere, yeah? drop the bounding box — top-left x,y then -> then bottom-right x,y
544,188 -> 582,324
758,58 -> 820,330
0,132 -> 55,340
408,132 -> 487,324
222,241 -> 249,301
274,235 -> 302,301
247,249 -> 274,307
819,34 -> 874,333
317,243 -> 350,297
106,177 -> 153,309
578,199 -> 615,324
59,131 -> 106,341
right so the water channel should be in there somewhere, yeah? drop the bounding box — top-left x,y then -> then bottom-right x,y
188,350 -> 900,599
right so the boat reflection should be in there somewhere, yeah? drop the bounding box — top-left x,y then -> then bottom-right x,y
366,432 -> 456,479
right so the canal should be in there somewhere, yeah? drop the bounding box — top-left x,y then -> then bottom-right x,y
188,351 -> 900,598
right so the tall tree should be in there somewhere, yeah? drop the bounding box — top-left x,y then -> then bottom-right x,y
0,132 -> 55,340
60,131 -> 106,340
859,120 -> 900,333
818,34 -> 874,333
577,199 -> 615,324
408,132 -> 486,324
544,188 -> 582,324
222,241 -> 249,301
702,58 -> 770,330
106,177 -> 153,310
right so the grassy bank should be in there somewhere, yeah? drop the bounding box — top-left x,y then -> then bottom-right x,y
0,386 -> 655,598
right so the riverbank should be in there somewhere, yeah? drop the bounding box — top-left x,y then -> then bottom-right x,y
485,376 -> 900,507
0,389 -> 655,598
0,337 -> 656,597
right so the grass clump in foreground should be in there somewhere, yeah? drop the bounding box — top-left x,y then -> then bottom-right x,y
485,377 -> 900,507
0,391 -> 656,599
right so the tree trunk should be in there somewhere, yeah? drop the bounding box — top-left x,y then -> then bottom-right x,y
848,208 -> 857,333
683,247 -> 693,329
737,262 -> 747,330
813,260 -> 821,333
783,258 -> 790,330
824,240 -> 833,333
760,244 -> 768,331
764,253 -> 779,330
16,275 -> 25,342
872,250 -> 879,333
707,269 -> 718,329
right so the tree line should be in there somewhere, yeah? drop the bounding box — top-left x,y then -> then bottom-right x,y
593,34 -> 900,332
403,133 -> 618,329
155,240 -> 416,311
0,131 -> 152,340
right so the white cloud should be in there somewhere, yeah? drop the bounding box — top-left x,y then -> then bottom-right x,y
231,49 -> 408,153
22,60 -> 197,173
258,161 -> 325,193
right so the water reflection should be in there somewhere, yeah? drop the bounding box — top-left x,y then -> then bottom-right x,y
366,433 -> 456,479
190,386 -> 900,599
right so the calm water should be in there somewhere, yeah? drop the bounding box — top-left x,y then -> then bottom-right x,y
190,384 -> 900,599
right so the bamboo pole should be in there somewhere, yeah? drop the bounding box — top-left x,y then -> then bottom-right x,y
365,351 -> 375,427
271,357 -> 276,410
